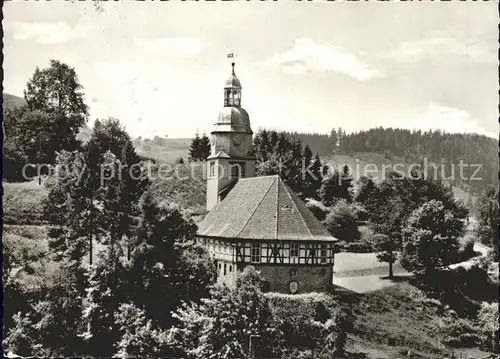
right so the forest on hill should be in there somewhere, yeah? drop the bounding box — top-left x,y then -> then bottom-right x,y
280,128 -> 498,196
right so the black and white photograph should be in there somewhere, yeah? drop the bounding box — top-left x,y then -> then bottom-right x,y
2,1 -> 499,358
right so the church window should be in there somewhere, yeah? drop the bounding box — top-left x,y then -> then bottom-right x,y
291,268 -> 297,277
224,263 -> 227,275
209,161 -> 216,177
229,265 -> 232,272
229,161 -> 245,179
251,243 -> 261,263
290,243 -> 299,258
320,244 -> 327,264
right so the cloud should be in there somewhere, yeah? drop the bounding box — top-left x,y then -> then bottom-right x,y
134,36 -> 204,56
384,37 -> 495,64
257,38 -> 383,80
9,21 -> 93,44
413,102 -> 497,138
95,62 -> 137,83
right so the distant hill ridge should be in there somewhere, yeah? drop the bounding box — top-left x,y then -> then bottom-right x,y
3,92 -> 497,196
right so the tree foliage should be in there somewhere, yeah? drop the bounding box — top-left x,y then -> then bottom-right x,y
400,200 -> 465,275
168,267 -> 279,359
253,129 -> 326,199
476,185 -> 499,260
373,232 -> 400,278
324,200 -> 360,242
189,132 -> 211,161
24,59 -> 89,151
364,170 -> 467,238
319,165 -> 353,206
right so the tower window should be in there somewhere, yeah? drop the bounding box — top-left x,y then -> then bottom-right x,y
229,161 -> 245,179
224,263 -> 227,275
251,243 -> 261,263
209,161 -> 216,177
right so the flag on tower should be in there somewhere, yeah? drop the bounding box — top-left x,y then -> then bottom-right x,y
227,53 -> 234,58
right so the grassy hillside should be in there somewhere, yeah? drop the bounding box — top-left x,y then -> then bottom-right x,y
133,137 -> 191,163
3,181 -> 49,225
265,283 -> 494,358
350,282 -> 493,358
3,93 -> 26,109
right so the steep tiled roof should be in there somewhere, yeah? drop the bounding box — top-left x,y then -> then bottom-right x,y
197,175 -> 337,242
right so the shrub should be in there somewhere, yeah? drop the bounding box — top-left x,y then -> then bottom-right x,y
340,242 -> 373,253
305,199 -> 329,221
457,235 -> 477,262
477,301 -> 499,352
324,200 -> 360,242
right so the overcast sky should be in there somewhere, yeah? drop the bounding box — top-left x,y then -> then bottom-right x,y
3,1 -> 498,139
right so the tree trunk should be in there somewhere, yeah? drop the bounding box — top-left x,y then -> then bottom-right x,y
389,251 -> 394,278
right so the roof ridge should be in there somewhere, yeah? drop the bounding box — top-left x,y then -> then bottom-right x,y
282,180 -> 314,241
275,176 -> 279,240
235,176 -> 278,238
238,174 -> 279,181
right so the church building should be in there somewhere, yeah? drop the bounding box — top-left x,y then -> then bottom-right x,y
197,62 -> 338,294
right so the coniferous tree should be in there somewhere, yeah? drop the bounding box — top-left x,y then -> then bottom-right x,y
189,132 -> 201,162
199,133 -> 211,161
80,242 -> 128,357
355,176 -> 376,204
304,153 -> 323,199
43,150 -> 103,264
330,128 -> 338,153
476,185 -> 499,260
340,165 -> 354,203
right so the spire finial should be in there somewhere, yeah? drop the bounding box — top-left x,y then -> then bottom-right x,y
231,62 -> 235,75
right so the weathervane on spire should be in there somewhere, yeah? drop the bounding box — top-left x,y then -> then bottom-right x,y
227,52 -> 237,73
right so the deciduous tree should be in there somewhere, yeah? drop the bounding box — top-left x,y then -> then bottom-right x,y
400,200 -> 464,275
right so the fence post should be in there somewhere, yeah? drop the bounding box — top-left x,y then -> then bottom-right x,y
249,335 -> 261,359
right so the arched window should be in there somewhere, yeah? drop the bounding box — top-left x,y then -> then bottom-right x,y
224,263 -> 227,275
229,265 -> 232,272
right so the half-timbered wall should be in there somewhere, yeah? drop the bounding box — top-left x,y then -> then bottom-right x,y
233,241 -> 335,265
199,237 -> 336,292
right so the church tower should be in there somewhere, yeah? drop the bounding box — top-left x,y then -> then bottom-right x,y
206,62 -> 255,211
